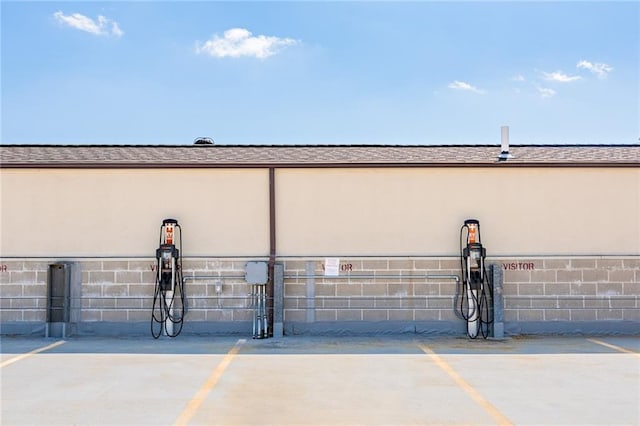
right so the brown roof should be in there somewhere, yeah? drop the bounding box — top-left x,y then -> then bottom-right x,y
0,144 -> 638,168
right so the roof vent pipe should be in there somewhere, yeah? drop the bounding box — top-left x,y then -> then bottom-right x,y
498,126 -> 513,161
501,126 -> 509,154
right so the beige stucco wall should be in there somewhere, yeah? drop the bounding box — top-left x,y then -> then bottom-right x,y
276,168 -> 640,256
2,167 -> 638,258
0,169 -> 270,257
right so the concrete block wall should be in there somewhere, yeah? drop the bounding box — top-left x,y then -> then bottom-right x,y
1,256 -> 638,335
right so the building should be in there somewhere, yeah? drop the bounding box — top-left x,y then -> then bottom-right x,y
1,144 -> 638,336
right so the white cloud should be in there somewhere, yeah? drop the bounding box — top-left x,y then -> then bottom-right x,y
577,60 -> 613,79
541,70 -> 581,83
512,74 -> 526,82
537,87 -> 556,98
196,28 -> 298,59
447,80 -> 486,94
53,11 -> 123,37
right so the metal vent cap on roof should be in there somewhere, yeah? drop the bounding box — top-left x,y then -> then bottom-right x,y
193,137 -> 214,145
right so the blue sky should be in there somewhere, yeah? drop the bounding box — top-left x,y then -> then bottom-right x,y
1,1 -> 638,145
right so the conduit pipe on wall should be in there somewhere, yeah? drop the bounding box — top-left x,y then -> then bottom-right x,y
268,167 -> 276,337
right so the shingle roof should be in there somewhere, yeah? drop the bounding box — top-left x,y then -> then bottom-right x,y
0,144 -> 638,168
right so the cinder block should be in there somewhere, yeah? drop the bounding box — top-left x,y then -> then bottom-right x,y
362,283 -> 387,296
350,298 -> 375,309
439,259 -> 460,270
427,298 -> 453,309
1,284 -> 23,297
10,271 -> 37,284
375,298 -> 401,308
284,309 -> 306,322
597,259 -> 623,269
336,283 -> 362,297
414,259 -> 440,270
571,309 -> 596,321
623,282 -> 640,295
182,260 -> 207,271
504,270 -> 531,283
557,270 -> 582,283
414,309 -> 439,321
415,283 -> 441,296
570,259 -> 596,269
530,269 -> 557,283
622,258 -> 640,269
557,298 -> 584,309
11,298 -> 38,308
89,271 -> 115,284
570,282 -> 596,296
518,283 -> 544,296
232,309 -> 253,321
285,284 -> 306,297
531,298 -> 557,308
363,309 -> 387,321
283,260 -> 307,271
128,284 -> 153,297
596,282 -> 623,296
388,260 -> 413,271
609,270 -> 635,282
336,309 -> 362,321
439,310 -> 458,321
206,310 -> 232,321
609,297 -> 636,308
102,261 -> 129,271
81,310 -> 102,321
23,310 -> 46,322
22,284 -> 46,297
388,283 -> 414,297
582,269 -> 608,283
127,310 -> 150,321
82,261 -> 104,271
545,309 -> 570,320
505,298 -> 531,309
0,311 -> 22,321
127,261 -> 153,271
362,259 -> 388,270
544,283 -> 570,296
388,310 -> 413,321
623,309 -> 640,321
102,310 -> 127,321
544,259 -> 570,269
90,298 -> 116,309
116,298 -> 142,309
518,310 -> 544,321
596,309 -> 623,320
504,309 -> 518,321
324,298 -> 349,308
402,298 -> 427,309
103,285 -> 129,297
315,309 -> 337,321
584,298 -> 609,308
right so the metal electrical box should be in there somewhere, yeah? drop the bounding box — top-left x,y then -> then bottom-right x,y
47,263 -> 71,337
245,261 -> 268,285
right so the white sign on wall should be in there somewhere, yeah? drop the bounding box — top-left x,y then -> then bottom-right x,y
324,258 -> 340,276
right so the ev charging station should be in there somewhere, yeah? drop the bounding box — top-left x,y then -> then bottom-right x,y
457,219 -> 493,339
151,219 -> 186,338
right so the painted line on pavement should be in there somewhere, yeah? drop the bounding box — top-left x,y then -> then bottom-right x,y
419,343 -> 513,426
0,340 -> 66,368
174,338 -> 246,426
587,338 -> 639,356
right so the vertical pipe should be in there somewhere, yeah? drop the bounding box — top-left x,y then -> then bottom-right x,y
267,167 -> 276,337
501,126 -> 509,154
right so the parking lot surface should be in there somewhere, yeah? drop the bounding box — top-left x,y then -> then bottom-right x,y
1,335 -> 638,425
